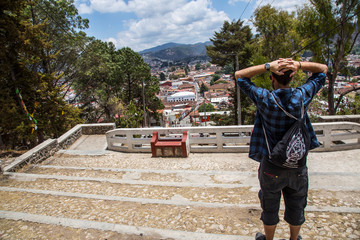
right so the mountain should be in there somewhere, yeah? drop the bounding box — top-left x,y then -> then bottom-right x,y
139,41 -> 212,62
139,42 -> 183,54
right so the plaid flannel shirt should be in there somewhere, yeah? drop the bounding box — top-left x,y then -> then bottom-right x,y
238,73 -> 326,162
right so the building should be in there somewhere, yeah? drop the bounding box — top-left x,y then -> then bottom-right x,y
167,92 -> 196,102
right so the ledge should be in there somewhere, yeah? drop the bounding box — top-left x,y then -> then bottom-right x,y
3,123 -> 116,173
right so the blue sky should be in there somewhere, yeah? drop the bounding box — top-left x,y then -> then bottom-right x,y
74,0 -> 308,52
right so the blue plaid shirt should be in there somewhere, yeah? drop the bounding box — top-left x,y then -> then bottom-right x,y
238,73 -> 326,162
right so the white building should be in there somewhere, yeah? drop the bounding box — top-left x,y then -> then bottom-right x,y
167,92 -> 196,102
211,97 -> 229,105
171,81 -> 183,89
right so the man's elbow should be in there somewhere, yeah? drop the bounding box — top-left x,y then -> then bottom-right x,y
322,65 -> 328,74
235,71 -> 242,80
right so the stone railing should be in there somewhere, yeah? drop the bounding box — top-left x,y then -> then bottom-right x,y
318,114 -> 360,123
106,122 -> 360,153
4,123 -> 115,172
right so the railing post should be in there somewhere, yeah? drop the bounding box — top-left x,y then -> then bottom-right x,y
322,125 -> 332,151
216,128 -> 223,151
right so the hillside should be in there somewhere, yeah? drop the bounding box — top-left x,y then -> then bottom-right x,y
139,41 -> 212,62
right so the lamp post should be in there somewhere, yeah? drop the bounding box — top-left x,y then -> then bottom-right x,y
142,79 -> 147,127
235,54 -> 241,125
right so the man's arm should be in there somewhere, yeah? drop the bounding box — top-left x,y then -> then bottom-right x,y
285,60 -> 328,74
298,61 -> 328,74
235,59 -> 289,79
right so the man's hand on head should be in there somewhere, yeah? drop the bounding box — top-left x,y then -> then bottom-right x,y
269,59 -> 289,75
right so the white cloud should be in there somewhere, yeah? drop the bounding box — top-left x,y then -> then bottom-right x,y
228,0 -> 243,6
78,0 -> 230,51
77,3 -> 94,14
105,37 -> 118,45
254,0 -> 310,13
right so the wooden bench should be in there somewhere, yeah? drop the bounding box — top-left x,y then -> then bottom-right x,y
151,131 -> 189,157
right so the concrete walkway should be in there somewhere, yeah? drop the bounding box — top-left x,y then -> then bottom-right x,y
0,135 -> 359,239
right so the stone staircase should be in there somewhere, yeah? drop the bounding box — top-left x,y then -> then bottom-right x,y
0,135 -> 360,239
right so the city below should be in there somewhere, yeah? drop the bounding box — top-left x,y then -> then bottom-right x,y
147,54 -> 360,127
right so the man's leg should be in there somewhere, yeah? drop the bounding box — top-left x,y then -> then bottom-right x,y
257,161 -> 285,239
264,224 -> 277,240
283,166 -> 308,240
289,224 -> 301,240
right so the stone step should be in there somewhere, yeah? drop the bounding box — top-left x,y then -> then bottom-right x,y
41,152 -> 259,172
0,188 -> 359,239
26,165 -> 256,185
2,172 -> 360,210
2,149 -> 360,239
0,211 -> 251,240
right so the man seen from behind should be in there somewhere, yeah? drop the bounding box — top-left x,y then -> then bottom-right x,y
235,58 -> 328,240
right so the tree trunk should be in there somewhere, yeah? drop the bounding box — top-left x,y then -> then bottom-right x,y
328,0 -> 347,115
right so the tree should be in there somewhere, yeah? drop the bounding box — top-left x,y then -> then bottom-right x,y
0,0 -> 84,149
118,48 -> 151,105
159,72 -> 166,81
297,0 -> 360,114
195,63 -> 201,71
140,76 -> 164,127
198,103 -> 215,112
210,74 -> 221,85
252,5 -> 300,60
73,40 -> 121,123
210,113 -> 234,126
251,4 -> 303,90
200,83 -> 209,95
207,19 -> 253,124
116,100 -> 143,128
72,42 -> 163,127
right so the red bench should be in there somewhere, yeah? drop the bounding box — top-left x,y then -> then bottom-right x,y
151,131 -> 189,157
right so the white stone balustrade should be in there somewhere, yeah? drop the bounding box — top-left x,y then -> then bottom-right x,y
106,122 -> 360,153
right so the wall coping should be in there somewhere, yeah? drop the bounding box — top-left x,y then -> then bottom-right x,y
3,123 -> 116,173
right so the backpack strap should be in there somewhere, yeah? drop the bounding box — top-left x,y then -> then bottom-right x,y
262,119 -> 272,159
262,91 -> 305,159
270,92 -> 304,120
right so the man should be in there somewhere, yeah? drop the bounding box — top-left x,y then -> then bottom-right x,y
235,59 -> 328,240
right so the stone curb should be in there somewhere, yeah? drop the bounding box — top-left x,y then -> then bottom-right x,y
2,186 -> 360,214
0,210 -> 253,240
5,171 -> 360,192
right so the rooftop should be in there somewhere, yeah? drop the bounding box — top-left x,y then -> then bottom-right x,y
0,133 -> 359,239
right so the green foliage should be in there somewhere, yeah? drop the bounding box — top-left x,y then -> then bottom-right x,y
0,0 -> 84,149
195,63 -> 201,70
336,94 -> 360,115
200,83 -> 209,95
72,41 -> 163,126
116,101 -> 143,128
210,113 -> 234,126
159,72 -> 166,81
198,103 -> 215,112
207,19 -> 253,124
207,20 -> 253,69
210,74 -> 221,85
296,0 -> 360,114
252,4 -> 300,60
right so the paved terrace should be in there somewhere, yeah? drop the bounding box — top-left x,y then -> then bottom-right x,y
0,133 -> 360,239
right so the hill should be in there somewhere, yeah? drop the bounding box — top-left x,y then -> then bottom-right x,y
139,41 -> 212,62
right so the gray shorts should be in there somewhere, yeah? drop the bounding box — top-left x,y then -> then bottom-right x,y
258,159 -> 308,226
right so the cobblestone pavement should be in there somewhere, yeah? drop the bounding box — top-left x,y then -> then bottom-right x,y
0,136 -> 359,240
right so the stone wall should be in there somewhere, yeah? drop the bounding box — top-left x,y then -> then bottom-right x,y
4,139 -> 58,172
3,123 -> 115,173
58,125 -> 82,150
81,123 -> 116,135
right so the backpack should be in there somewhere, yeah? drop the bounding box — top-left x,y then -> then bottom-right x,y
262,92 -> 311,169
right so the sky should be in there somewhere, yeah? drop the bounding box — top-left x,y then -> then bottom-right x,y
74,0 -> 309,52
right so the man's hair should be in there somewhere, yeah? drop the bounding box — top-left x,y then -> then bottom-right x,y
271,70 -> 294,86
